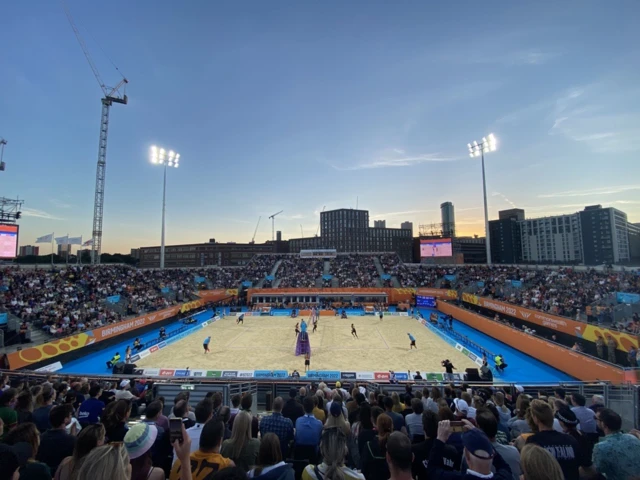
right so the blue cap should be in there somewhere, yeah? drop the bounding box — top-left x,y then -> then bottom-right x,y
462,429 -> 494,459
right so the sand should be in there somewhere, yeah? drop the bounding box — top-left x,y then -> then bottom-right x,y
136,314 -> 477,373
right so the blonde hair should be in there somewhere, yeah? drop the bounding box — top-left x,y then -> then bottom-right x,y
319,427 -> 347,480
521,444 -> 564,480
76,444 -> 130,480
227,411 -> 252,459
391,392 -> 401,407
324,410 -> 350,436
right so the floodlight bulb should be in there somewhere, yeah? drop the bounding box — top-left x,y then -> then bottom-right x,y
151,145 -> 157,152
473,140 -> 478,146
469,153 -> 474,158
175,154 -> 180,159
168,161 -> 173,167
159,148 -> 165,154
151,157 -> 158,164
467,143 -> 472,149
169,150 -> 175,158
174,163 -> 179,168
482,137 -> 487,143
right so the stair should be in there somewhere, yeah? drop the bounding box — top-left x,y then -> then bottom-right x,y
271,259 -> 283,278
390,276 -> 401,288
331,277 -> 339,287
315,276 -> 323,288
373,256 -> 386,277
323,260 -> 331,275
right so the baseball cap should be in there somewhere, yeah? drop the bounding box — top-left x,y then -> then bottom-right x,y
120,380 -> 130,388
454,398 -> 469,414
462,429 -> 494,459
330,401 -> 343,418
555,406 -> 579,426
124,423 -> 158,460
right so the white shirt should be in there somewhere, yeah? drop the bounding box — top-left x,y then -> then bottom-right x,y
248,461 -> 286,478
115,389 -> 137,401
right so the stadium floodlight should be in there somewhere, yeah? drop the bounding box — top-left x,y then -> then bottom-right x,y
466,133 -> 498,265
149,145 -> 182,269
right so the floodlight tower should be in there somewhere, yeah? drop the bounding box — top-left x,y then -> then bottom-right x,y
467,133 -> 497,265
150,146 -> 180,269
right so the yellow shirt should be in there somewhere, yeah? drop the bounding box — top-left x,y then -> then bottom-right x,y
170,450 -> 233,480
313,407 -> 326,423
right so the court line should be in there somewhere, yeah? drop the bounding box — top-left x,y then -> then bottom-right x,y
376,328 -> 390,349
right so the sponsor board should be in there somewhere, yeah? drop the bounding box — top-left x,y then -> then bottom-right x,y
150,346 -> 159,353
222,371 -> 238,378
139,349 -> 151,359
129,354 -> 141,363
374,371 -> 390,380
143,368 -> 160,376
305,370 -> 341,380
158,341 -> 167,349
35,361 -> 63,373
253,370 -> 288,379
201,321 -> 210,328
237,370 -> 254,378
340,372 -> 357,380
399,312 -> 409,316
356,371 -> 374,380
159,369 -> 175,376
206,371 -> 222,378
394,372 -> 409,381
189,370 -> 207,377
174,369 -> 190,377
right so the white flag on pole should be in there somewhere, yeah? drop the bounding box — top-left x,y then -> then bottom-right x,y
55,235 -> 70,245
67,236 -> 83,245
35,233 -> 54,243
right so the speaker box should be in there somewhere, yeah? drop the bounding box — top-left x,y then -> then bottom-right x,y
112,362 -> 125,375
123,363 -> 137,375
464,368 -> 481,382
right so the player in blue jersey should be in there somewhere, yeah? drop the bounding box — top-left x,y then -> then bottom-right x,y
408,333 -> 417,349
203,336 -> 211,353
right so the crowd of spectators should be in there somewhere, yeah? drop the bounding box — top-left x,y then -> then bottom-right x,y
1,375 -> 639,480
331,255 -> 379,288
276,259 -> 324,288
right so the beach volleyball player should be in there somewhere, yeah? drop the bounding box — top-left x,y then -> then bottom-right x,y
408,333 -> 417,349
203,336 -> 211,354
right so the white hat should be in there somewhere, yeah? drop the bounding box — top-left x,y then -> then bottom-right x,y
514,385 -> 524,393
120,380 -> 130,388
454,398 -> 469,413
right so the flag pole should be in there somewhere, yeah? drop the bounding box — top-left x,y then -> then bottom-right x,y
66,233 -> 69,265
51,233 -> 54,269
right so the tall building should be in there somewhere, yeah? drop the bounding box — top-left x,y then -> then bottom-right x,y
520,214 -> 583,264
453,236 -> 487,264
373,220 -> 386,228
18,245 -> 39,257
579,205 -> 630,265
57,244 -> 72,256
628,222 -> 640,263
440,202 -> 455,237
499,209 -> 525,221
401,221 -> 413,234
489,216 -> 522,264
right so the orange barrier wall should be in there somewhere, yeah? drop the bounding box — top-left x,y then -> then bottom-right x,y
247,287 -> 456,304
197,289 -> 238,301
8,301 -> 206,370
437,301 -> 634,384
461,293 -> 638,353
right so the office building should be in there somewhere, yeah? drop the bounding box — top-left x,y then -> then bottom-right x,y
453,236 -> 487,264
579,205 -> 630,265
138,240 -> 275,268
374,220 -> 386,228
57,244 -> 72,257
499,209 -> 525,221
520,214 -> 583,264
440,202 -> 455,237
628,222 -> 640,263
401,221 -> 413,234
18,245 -> 39,257
489,216 -> 522,264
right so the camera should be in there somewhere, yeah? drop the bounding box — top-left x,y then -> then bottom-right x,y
441,359 -> 449,367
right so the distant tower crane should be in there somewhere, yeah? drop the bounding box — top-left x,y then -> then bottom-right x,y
62,2 -> 128,264
250,216 -> 261,244
269,210 -> 283,242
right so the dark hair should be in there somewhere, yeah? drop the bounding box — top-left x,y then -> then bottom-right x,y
50,404 -> 73,428
218,406 -> 231,424
174,400 -> 189,418
131,449 -> 153,480
36,385 -> 55,407
211,392 -> 223,409
383,396 -> 394,410
386,431 -> 412,471
359,403 -> 373,429
174,392 -> 189,405
0,388 -> 17,407
195,399 -> 214,424
102,399 -> 131,431
145,401 -> 163,420
240,393 -> 253,411
5,422 -> 40,456
597,408 -> 622,432
253,433 -> 282,475
475,408 -> 498,439
16,390 -> 34,412
231,394 -> 241,407
303,396 -> 315,414
0,451 -> 19,478
210,466 -> 249,480
89,384 -> 102,398
554,387 -> 566,399
69,424 -> 106,478
355,393 -> 366,405
200,420 -> 225,451
411,398 -> 424,414
376,414 -> 393,451
438,406 -> 455,421
571,393 -> 586,407
371,406 -> 384,423
422,410 -> 439,439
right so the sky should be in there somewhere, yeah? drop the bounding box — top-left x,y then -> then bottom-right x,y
1,1 -> 640,254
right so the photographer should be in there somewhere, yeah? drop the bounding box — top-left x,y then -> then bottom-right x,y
442,360 -> 456,381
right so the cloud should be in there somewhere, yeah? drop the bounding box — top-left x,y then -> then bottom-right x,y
22,207 -> 63,220
538,185 -> 640,199
49,198 -> 72,209
281,214 -> 304,220
492,191 -> 518,208
334,151 -> 462,171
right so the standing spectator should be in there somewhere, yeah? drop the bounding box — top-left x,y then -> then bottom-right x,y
422,387 -> 441,415
553,406 -> 595,478
37,404 -> 76,473
184,399 -> 214,454
0,389 -> 18,440
15,391 -> 34,425
229,394 -> 259,439
102,399 -> 131,442
124,423 -> 164,480
405,399 -> 425,442
383,397 -> 406,434
77,384 -> 105,427
170,420 -> 235,480
569,393 -> 598,442
173,401 -> 196,430
592,408 -> 640,480
221,411 -> 260,472
507,397 -> 531,439
361,414 -> 393,480
4,422 -> 52,479
595,337 -> 604,359
312,394 -> 326,424
259,397 -> 294,459
32,387 -> 56,433
324,402 -> 351,436
354,403 -> 376,464
386,432 -> 414,480
294,397 -> 323,450
54,423 -> 106,480
525,400 -> 579,480
412,411 -> 460,480
520,444 -> 564,480
282,389 -> 304,426
247,433 -> 295,480
606,336 -> 617,363
302,427 -> 365,480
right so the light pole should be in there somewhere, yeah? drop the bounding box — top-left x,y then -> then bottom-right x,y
150,145 -> 180,269
468,133 -> 497,265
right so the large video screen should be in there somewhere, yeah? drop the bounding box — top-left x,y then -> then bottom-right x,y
420,238 -> 452,257
416,295 -> 436,307
0,224 -> 18,259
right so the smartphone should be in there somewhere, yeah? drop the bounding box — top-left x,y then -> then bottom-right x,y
450,421 -> 465,433
170,418 -> 183,444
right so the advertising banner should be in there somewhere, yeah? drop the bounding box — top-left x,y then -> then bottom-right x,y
159,369 -> 175,376
616,292 -> 640,304
189,370 -> 207,377
394,372 -> 409,381
143,368 -> 160,376
416,288 -> 458,299
374,371 -> 390,381
356,371 -> 374,380
222,371 -> 239,378
511,280 -> 523,288
206,371 -> 222,378
340,372 -> 356,380
35,361 -> 63,373
197,289 -> 238,301
305,370 -> 341,380
254,370 -> 288,379
106,295 -> 121,304
174,370 -> 190,377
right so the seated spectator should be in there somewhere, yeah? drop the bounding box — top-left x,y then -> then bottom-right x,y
221,411 -> 260,472
76,443 -> 131,480
383,396 -> 406,434
173,400 -> 196,430
302,427 -> 365,480
282,389 -> 304,425
405,399 -> 425,442
4,422 -> 52,479
229,393 -> 259,439
259,397 -> 294,459
553,406 -> 595,478
568,393 -> 598,443
507,397 -> 531,439
592,408 -> 640,480
77,384 -> 105,427
412,410 -> 459,480
36,404 -> 76,473
520,444 -> 564,480
102,399 -> 131,442
361,413 -> 393,480
184,399 -> 214,455
32,386 -> 56,433
324,401 -> 351,436
0,389 -> 18,439
15,390 -> 34,425
247,433 -> 294,480
295,397 -> 323,450
124,423 -> 164,480
171,420 -> 235,480
55,423 -> 106,480
386,432 -> 413,480
525,400 -> 579,480
312,393 -> 326,424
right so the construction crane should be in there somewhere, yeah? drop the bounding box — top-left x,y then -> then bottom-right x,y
315,206 -> 325,236
269,210 -> 283,242
62,2 -> 128,264
250,216 -> 261,244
